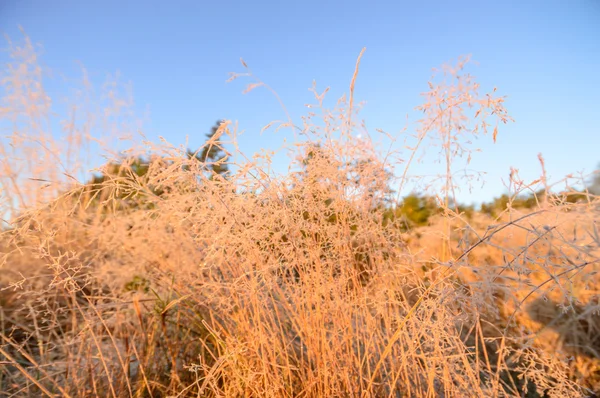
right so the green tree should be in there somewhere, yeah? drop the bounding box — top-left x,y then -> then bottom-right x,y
84,156 -> 164,210
480,189 -> 546,217
195,120 -> 230,179
82,120 -> 230,209
396,194 -> 439,229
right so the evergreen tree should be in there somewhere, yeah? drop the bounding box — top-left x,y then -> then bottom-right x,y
194,120 -> 229,178
82,120 -> 231,209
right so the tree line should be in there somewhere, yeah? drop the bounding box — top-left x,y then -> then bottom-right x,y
83,120 -> 600,230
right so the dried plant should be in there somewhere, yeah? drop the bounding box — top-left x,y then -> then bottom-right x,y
1,32 -> 598,398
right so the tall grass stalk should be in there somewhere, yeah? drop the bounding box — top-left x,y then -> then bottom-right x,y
1,32 -> 598,397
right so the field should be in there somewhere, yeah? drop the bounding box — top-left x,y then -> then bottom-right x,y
1,35 -> 599,397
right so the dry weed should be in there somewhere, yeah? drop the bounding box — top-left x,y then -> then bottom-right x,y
1,32 -> 598,398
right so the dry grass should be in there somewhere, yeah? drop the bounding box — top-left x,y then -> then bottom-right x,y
1,33 -> 598,397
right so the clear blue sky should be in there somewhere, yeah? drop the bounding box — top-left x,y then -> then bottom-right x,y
1,0 -> 599,204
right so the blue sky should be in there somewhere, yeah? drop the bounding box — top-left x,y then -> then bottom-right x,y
1,0 -> 599,204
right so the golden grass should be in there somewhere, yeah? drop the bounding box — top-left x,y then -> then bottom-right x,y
1,33 -> 598,397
